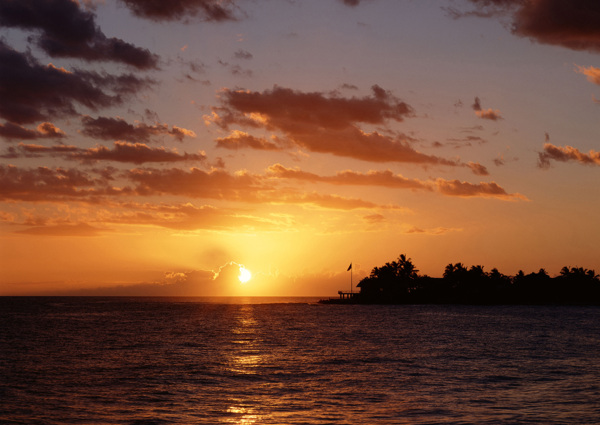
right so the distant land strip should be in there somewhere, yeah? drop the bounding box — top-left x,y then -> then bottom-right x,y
322,254 -> 600,305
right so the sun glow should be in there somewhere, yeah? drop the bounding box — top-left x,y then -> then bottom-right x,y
238,266 -> 252,283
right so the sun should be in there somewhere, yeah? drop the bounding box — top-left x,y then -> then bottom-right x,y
238,266 -> 252,284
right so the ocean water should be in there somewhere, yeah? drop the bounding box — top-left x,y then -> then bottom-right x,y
2,297 -> 600,424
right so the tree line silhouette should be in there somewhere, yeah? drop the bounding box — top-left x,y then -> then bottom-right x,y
352,254 -> 600,305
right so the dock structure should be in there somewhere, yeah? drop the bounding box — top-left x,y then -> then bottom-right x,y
318,290 -> 359,304
338,290 -> 357,301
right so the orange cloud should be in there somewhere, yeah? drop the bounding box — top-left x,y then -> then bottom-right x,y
575,65 -> 600,85
267,190 -> 395,210
405,226 -> 460,235
170,126 -> 197,140
127,167 -> 402,210
435,179 -> 527,201
267,164 -> 430,190
0,210 -> 16,222
16,222 -> 105,237
0,122 -> 66,140
107,202 -> 282,231
538,143 -> 600,168
2,161 -> 523,206
472,96 -> 502,121
216,131 -> 282,151
475,109 -> 502,121
0,164 -> 403,210
363,213 -> 385,224
466,162 -> 489,176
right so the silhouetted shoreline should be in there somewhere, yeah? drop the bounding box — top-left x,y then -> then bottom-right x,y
320,254 -> 600,305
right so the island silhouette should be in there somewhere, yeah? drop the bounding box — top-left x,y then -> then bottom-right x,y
321,254 -> 600,305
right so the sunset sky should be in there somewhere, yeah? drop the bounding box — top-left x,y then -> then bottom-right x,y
1,0 -> 599,296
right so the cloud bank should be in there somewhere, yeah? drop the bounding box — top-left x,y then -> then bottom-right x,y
0,41 -> 152,125
451,0 -> 600,53
538,143 -> 600,168
0,0 -> 158,69
208,85 -> 485,171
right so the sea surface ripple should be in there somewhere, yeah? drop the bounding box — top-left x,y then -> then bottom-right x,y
2,297 -> 600,424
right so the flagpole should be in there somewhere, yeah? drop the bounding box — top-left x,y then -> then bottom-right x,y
350,262 -> 352,294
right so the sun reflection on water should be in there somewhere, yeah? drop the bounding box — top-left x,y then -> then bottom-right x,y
226,305 -> 264,375
225,405 -> 260,424
224,306 -> 267,423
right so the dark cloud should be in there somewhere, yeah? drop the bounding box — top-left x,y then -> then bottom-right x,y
208,85 -> 493,172
0,122 -> 65,140
1,143 -> 78,159
3,141 -> 205,164
174,58 -> 207,83
218,60 -> 253,77
73,142 -> 206,164
119,0 -> 238,22
538,143 -> 600,168
461,125 -> 485,132
234,49 -> 253,60
0,41 -> 153,124
472,96 -> 482,111
0,0 -> 158,69
210,86 -> 495,173
0,164 -> 113,202
452,0 -> 600,53
81,116 -> 196,142
215,85 -> 414,130
128,167 -> 267,200
266,164 -> 524,200
445,135 -> 488,148
210,85 -> 461,163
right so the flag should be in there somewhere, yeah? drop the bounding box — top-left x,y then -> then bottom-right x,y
347,263 -> 352,271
